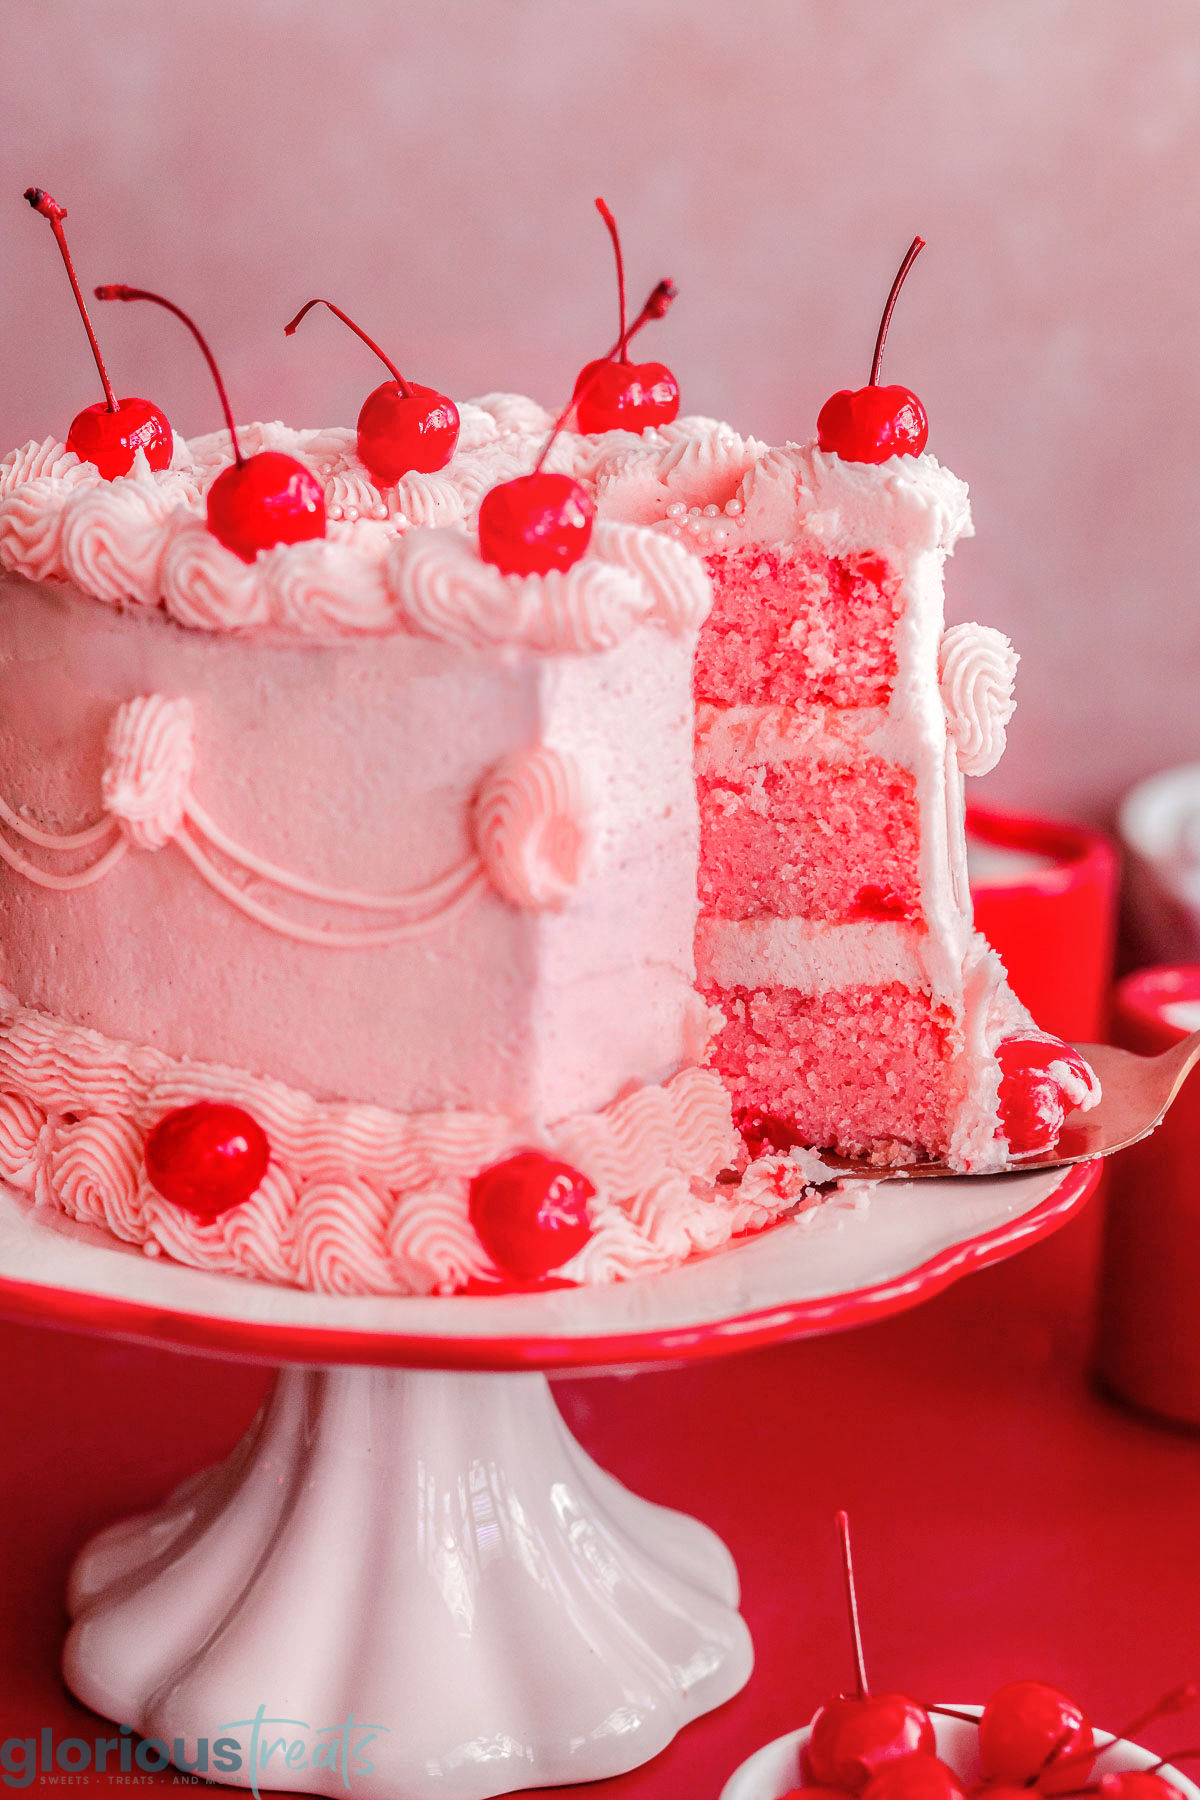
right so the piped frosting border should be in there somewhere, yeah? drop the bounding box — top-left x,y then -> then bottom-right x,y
0,990 -> 824,1294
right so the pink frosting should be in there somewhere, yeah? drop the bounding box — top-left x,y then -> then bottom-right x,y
1,686 -> 598,934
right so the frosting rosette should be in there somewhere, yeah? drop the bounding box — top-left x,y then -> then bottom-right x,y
0,1092 -> 47,1191
475,746 -> 589,910
102,695 -> 196,851
47,1113 -> 146,1241
58,469 -> 177,606
0,436 -> 91,498
291,1174 -> 395,1295
389,527 -> 650,652
0,476 -> 76,580
387,1184 -> 496,1294
938,621 -> 1019,776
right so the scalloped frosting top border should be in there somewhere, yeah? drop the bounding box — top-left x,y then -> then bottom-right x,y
0,394 -> 968,640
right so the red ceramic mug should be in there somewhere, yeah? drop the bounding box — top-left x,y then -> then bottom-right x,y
1095,966 -> 1200,1428
967,806 -> 1118,1042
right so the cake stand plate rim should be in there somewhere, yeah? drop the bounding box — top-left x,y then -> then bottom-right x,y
0,1161 -> 1100,1371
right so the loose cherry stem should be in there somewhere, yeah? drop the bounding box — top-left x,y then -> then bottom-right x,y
284,298 -> 413,397
1051,1685 -> 1200,1784
594,197 -> 629,364
870,236 -> 925,387
534,276 -> 677,473
1148,1750 -> 1200,1773
25,188 -> 118,412
95,285 -> 244,466
836,1509 -> 871,1700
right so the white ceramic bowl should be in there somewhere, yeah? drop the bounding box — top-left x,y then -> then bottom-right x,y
1119,761 -> 1200,965
720,1706 -> 1200,1800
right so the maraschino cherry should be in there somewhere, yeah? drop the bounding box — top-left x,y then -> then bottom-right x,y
803,1512 -> 936,1795
144,1102 -> 270,1217
979,1682 -> 1094,1791
817,237 -> 929,464
955,1681 -> 1198,1800
284,298 -> 459,485
24,188 -> 172,479
95,284 -> 325,561
572,198 -> 680,434
1097,1775 -> 1190,1800
862,1755 -> 967,1800
478,276 -> 676,577
995,1036 -> 1096,1158
468,1150 -> 594,1279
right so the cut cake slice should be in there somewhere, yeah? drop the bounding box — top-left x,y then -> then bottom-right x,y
588,425 -> 1098,1170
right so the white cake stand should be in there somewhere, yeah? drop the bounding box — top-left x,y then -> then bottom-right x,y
0,1163 -> 1098,1800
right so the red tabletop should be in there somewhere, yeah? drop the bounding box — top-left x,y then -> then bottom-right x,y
2,1197 -> 1199,1799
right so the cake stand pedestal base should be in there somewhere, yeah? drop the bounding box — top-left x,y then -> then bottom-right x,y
63,1364 -> 752,1799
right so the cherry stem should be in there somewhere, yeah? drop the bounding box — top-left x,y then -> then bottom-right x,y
608,277 -> 676,364
836,1510 -> 871,1700
1031,1729 -> 1089,1785
1089,1689 -> 1200,1773
594,197 -> 628,365
94,285 -> 243,466
534,277 -> 677,473
284,298 -> 412,397
25,188 -> 118,413
869,235 -> 925,388
1149,1750 -> 1200,1772
1047,1685 -> 1200,1784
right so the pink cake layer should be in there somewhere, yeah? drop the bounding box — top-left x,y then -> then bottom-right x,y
694,546 -> 901,709
704,981 -> 958,1159
697,758 -> 921,923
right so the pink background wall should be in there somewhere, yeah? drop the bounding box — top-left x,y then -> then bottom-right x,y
3,1 -> 1198,823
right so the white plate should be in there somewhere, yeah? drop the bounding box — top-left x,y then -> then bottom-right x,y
0,1163 -> 1097,1371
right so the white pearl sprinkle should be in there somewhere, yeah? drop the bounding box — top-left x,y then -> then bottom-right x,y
666,501 -> 686,518
703,503 -> 720,517
725,497 -> 744,516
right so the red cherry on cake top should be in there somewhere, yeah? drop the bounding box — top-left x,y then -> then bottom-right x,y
144,1102 -> 269,1217
979,1682 -> 1093,1790
803,1512 -> 935,1796
572,197 -> 680,435
995,1035 -> 1097,1157
468,1150 -> 594,1279
477,471 -> 595,577
95,285 -> 325,561
479,276 -> 675,577
284,297 -> 459,486
817,236 -> 929,465
24,187 -> 172,480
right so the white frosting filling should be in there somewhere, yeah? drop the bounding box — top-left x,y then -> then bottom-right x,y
697,916 -> 930,994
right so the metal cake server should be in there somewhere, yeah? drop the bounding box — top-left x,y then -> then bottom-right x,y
815,1029 -> 1200,1180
